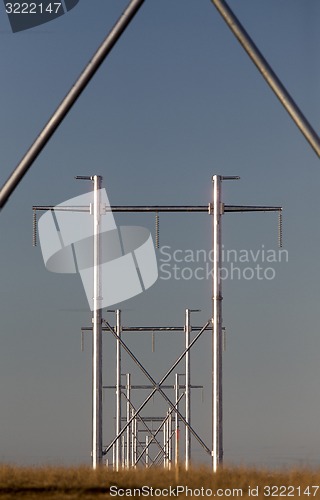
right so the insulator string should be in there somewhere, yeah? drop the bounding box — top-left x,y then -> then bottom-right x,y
278,210 -> 283,248
32,210 -> 37,247
155,211 -> 159,249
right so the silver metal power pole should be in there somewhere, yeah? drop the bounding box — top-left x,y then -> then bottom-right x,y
112,444 -> 115,470
175,373 -> 180,470
131,408 -> 135,466
126,373 -> 131,468
145,435 -> 149,467
185,309 -> 191,470
168,409 -> 172,469
164,412 -> 168,468
133,414 -> 138,467
212,175 -> 241,472
212,175 -> 223,472
115,309 -> 122,470
92,174 -> 103,469
122,435 -> 125,468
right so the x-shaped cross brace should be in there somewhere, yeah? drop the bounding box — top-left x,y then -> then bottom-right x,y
102,319 -> 212,457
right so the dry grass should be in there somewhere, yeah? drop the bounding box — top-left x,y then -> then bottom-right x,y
0,464 -> 320,498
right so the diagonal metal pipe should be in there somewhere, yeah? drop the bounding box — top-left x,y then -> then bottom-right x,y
0,0 -> 146,209
211,0 -> 320,157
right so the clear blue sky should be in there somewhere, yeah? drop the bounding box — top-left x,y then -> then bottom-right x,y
1,0 -> 320,468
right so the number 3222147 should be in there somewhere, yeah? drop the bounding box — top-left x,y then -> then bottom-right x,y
5,3 -> 62,14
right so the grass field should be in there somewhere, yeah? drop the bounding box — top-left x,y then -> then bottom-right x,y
0,464 -> 320,499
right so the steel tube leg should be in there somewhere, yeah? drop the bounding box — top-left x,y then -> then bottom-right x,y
145,435 -> 149,467
126,374 -> 131,468
92,175 -> 103,469
115,310 -> 122,470
212,175 -> 223,472
175,373 -> 180,469
185,309 -> 191,470
168,410 -> 172,469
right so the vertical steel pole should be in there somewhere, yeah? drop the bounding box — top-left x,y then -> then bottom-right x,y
212,175 -> 223,472
92,175 -> 103,469
175,373 -> 180,469
164,413 -> 168,468
168,409 -> 172,469
185,309 -> 191,470
167,414 -> 170,469
145,435 -> 149,467
126,373 -> 131,468
131,409 -> 135,467
167,414 -> 170,468
133,415 -> 138,467
116,309 -> 122,471
122,435 -> 125,468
